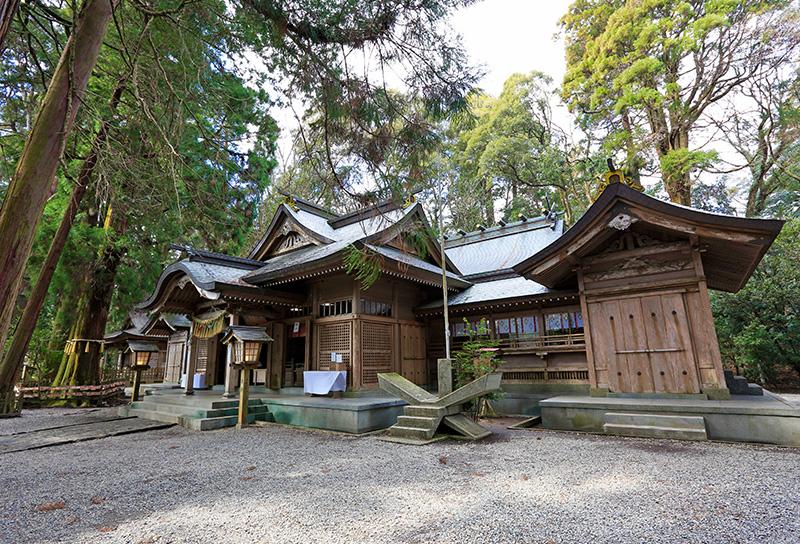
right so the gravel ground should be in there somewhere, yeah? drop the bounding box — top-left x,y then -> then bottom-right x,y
1,412 -> 798,544
0,407 -> 121,436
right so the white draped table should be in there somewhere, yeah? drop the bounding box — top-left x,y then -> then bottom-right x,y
303,371 -> 347,395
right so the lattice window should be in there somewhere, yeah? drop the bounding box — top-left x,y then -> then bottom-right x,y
317,322 -> 352,371
360,298 -> 392,317
319,299 -> 353,317
361,321 -> 392,385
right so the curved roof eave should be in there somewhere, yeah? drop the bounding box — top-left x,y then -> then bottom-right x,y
134,261 -> 219,312
512,183 -> 784,292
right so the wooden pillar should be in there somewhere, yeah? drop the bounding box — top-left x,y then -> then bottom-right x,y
237,365 -> 250,428
223,314 -> 240,398
184,322 -> 195,395
131,367 -> 143,402
577,269 -> 599,393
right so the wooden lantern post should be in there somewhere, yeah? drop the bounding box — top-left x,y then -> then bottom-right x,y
222,326 -> 272,429
126,341 -> 159,402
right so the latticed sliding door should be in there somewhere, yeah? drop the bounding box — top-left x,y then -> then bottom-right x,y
317,321 -> 352,385
360,321 -> 393,386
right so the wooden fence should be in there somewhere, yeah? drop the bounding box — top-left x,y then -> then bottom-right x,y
19,381 -> 128,402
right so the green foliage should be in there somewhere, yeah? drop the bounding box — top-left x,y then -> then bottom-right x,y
447,72 -> 600,226
561,0 -> 798,202
452,319 -> 503,389
712,219 -> 800,385
344,244 -> 381,291
451,318 -> 504,418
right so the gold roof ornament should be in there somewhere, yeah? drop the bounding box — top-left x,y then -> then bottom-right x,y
283,194 -> 299,211
594,158 -> 643,201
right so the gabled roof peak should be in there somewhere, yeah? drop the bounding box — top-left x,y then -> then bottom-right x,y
279,193 -> 337,219
327,196 -> 416,229
444,214 -> 557,248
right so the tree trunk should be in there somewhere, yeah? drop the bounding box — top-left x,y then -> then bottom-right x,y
0,0 -> 20,54
0,0 -> 118,414
0,78 -> 128,396
0,0 -> 117,413
659,129 -> 692,206
483,179 -> 494,226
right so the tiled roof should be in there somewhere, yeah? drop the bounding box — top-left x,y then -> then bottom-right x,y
418,276 -> 552,309
444,218 -> 564,277
181,260 -> 256,288
365,245 -> 468,286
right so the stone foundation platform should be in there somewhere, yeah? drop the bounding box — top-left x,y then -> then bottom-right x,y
540,392 -> 800,446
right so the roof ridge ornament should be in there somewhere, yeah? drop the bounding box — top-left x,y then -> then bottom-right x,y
283,194 -> 299,211
595,158 -> 644,200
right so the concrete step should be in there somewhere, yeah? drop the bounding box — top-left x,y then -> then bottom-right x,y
404,405 -> 444,418
386,425 -> 437,441
604,412 -> 706,430
137,397 -> 263,410
395,415 -> 439,430
603,423 -> 708,441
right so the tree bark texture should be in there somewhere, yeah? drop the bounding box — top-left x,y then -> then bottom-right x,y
0,0 -> 118,412
0,0 -> 20,54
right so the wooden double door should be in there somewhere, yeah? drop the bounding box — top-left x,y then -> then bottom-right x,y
400,323 -> 427,385
588,292 -> 700,394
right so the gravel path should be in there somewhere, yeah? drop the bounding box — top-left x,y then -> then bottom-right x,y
1,412 -> 798,544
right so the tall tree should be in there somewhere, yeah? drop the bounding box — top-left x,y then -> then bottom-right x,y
239,0 -> 479,205
0,0 -> 118,411
715,75 -> 800,217
450,72 -> 599,226
561,0 -> 800,204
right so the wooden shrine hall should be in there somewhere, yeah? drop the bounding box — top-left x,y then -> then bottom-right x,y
128,183 -> 783,412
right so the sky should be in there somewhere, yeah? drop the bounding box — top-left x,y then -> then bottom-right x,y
452,0 -> 571,97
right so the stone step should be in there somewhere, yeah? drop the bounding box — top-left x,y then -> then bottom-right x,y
603,423 -> 708,441
386,425 -> 437,441
403,405 -> 444,418
128,407 -> 273,431
131,400 -> 269,419
747,383 -> 763,396
395,415 -> 439,430
442,414 -> 492,440
604,412 -> 706,430
184,411 -> 274,431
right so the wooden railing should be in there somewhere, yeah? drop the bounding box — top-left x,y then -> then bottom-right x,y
100,366 -> 166,385
430,332 -> 585,355
495,332 -> 585,351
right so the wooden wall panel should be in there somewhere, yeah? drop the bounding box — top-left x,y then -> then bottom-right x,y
684,290 -> 725,388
